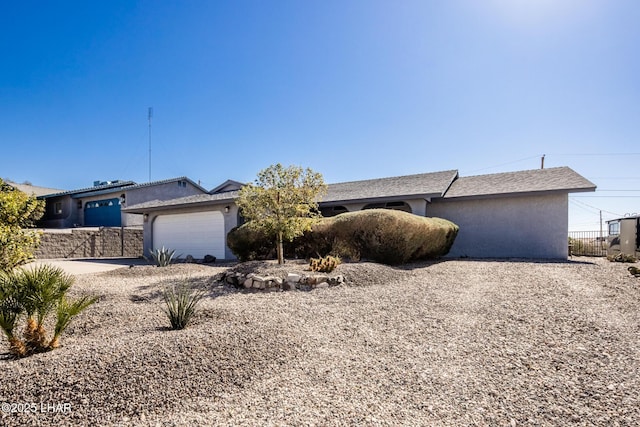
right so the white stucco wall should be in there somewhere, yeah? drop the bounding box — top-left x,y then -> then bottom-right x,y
428,193 -> 569,259
142,203 -> 239,260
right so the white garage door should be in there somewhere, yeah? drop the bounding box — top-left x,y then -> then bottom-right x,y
153,211 -> 225,259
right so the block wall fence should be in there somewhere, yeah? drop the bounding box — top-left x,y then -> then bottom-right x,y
35,227 -> 143,259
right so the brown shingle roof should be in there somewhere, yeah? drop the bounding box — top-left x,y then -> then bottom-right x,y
443,167 -> 596,199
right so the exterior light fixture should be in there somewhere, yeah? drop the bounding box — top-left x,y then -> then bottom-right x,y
224,206 -> 230,213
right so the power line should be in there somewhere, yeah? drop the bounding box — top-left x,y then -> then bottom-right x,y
569,200 -> 600,215
569,197 -> 622,217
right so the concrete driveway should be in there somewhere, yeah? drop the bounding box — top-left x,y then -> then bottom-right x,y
28,258 -> 149,275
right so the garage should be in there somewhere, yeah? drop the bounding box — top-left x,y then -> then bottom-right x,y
152,211 -> 225,259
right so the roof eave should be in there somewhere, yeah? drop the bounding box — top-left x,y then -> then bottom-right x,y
123,195 -> 238,213
320,193 -> 443,206
441,186 -> 597,201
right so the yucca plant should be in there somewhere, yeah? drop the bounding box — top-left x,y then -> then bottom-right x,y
163,284 -> 206,330
0,265 -> 98,357
147,246 -> 180,267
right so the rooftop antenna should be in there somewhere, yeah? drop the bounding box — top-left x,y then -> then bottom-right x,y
148,107 -> 153,182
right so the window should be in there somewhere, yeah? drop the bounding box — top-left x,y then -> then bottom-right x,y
362,201 -> 412,214
608,221 -> 620,236
54,202 -> 63,215
320,206 -> 348,217
178,180 -> 187,188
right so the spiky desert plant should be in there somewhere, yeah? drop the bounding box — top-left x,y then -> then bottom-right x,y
148,246 -> 180,267
163,284 -> 206,330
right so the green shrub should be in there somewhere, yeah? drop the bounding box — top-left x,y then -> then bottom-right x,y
163,285 -> 206,330
147,246 -> 180,267
310,255 -> 341,273
0,264 -> 98,357
312,209 -> 459,265
227,224 -> 276,261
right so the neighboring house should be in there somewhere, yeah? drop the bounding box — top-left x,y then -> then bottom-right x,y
123,166 -> 596,260
606,215 -> 640,258
39,177 -> 207,228
5,181 -> 64,197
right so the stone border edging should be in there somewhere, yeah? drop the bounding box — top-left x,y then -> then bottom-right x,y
217,271 -> 346,291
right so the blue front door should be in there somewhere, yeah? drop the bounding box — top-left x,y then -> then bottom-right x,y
84,198 -> 121,226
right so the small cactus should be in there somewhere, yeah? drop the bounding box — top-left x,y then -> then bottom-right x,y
310,255 -> 341,273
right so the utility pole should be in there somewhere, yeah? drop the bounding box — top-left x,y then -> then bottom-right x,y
600,210 -> 603,241
148,107 -> 153,182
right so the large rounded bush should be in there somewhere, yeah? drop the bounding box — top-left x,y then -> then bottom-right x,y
226,224 -> 276,262
312,209 -> 458,265
228,209 -> 459,265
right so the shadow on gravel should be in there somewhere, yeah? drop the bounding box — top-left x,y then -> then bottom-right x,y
130,275 -> 236,303
439,257 -> 599,265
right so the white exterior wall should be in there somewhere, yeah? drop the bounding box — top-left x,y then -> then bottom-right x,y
428,193 -> 569,259
142,203 -> 240,260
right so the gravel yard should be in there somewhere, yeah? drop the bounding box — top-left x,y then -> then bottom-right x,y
1,257 -> 639,426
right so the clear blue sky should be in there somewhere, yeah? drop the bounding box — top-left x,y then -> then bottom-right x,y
1,0 -> 638,231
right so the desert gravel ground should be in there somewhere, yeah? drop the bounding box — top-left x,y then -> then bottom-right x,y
1,257 -> 639,426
